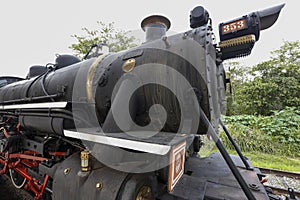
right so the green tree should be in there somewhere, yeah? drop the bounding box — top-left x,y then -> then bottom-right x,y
224,61 -> 252,115
252,41 -> 300,79
233,41 -> 300,115
70,21 -> 137,58
235,78 -> 280,115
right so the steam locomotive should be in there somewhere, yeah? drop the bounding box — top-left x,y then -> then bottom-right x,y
0,4 -> 286,200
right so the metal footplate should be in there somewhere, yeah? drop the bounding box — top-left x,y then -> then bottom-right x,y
161,152 -> 269,200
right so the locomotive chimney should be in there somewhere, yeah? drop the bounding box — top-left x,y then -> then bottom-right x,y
141,15 -> 171,42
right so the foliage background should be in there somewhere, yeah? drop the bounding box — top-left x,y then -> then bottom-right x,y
70,21 -> 137,59
226,41 -> 300,116
223,41 -> 300,160
221,107 -> 300,157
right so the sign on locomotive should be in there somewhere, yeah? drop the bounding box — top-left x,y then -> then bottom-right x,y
0,4 -> 286,200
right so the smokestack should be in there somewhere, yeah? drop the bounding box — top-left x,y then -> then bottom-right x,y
141,15 -> 171,42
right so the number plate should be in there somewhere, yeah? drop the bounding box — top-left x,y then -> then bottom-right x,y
221,19 -> 247,34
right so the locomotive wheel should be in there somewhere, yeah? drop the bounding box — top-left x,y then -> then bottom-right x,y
118,174 -> 155,200
9,169 -> 26,189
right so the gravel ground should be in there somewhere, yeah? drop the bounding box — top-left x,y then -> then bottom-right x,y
0,175 -> 33,200
264,174 -> 300,192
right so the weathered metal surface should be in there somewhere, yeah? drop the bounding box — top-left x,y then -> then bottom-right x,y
162,152 -> 270,200
52,153 -> 129,200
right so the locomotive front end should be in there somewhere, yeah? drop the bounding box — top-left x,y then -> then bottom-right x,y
0,4 -> 286,200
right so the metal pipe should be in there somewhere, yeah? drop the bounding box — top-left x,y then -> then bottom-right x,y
220,120 -> 252,170
141,15 -> 171,42
1,94 -> 61,105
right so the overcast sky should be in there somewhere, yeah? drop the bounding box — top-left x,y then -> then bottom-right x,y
0,0 -> 298,77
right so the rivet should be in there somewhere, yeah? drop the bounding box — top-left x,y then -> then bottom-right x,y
64,168 -> 70,175
96,182 -> 103,190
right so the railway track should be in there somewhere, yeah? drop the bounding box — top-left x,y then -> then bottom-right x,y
258,167 -> 300,180
258,167 -> 300,198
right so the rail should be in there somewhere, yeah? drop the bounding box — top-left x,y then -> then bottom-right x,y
258,167 -> 300,197
258,167 -> 300,180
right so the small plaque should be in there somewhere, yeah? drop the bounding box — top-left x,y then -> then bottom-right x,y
168,141 -> 186,192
